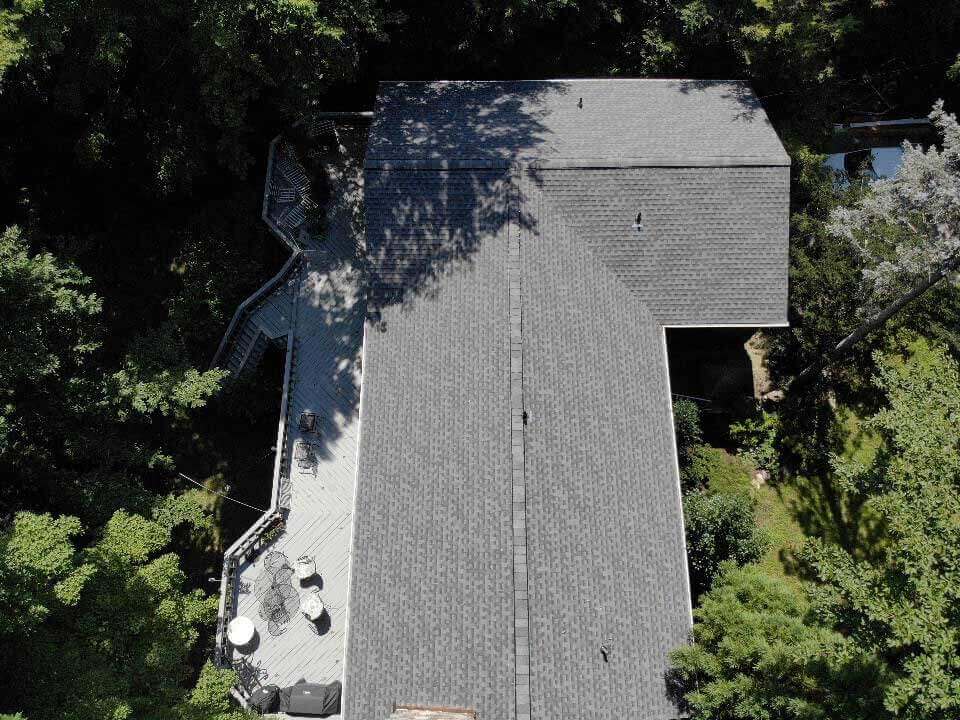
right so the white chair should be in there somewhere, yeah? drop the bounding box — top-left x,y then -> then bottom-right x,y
296,555 -> 316,581
302,589 -> 325,622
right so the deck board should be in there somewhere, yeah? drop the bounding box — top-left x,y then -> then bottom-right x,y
221,123 -> 367,717
227,256 -> 364,703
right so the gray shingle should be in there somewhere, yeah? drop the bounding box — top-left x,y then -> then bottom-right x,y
346,78 -> 790,720
520,179 -> 691,719
534,165 -> 790,325
367,80 -> 790,168
345,170 -> 516,720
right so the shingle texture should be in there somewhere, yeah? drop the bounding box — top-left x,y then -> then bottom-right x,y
346,79 -> 789,720
367,80 -> 790,167
535,166 -> 789,325
345,170 -> 516,720
521,180 -> 690,719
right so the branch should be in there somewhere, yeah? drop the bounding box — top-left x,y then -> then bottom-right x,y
791,254 -> 960,391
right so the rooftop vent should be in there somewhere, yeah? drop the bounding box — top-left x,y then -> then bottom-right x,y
633,210 -> 643,232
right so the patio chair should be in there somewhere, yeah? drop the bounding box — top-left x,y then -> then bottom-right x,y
301,588 -> 326,622
295,555 -> 316,582
298,411 -> 317,433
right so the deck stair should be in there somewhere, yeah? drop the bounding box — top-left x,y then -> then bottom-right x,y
210,253 -> 301,379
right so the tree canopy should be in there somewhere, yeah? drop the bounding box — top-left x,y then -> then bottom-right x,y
669,564 -> 888,720
2,0 -> 960,717
806,339 -> 960,718
0,495 -> 231,720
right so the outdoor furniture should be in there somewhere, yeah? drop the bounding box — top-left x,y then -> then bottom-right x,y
259,584 -> 300,637
255,552 -> 295,595
302,589 -> 326,622
298,411 -> 317,433
294,440 -> 316,468
227,616 -> 255,647
296,555 -> 316,581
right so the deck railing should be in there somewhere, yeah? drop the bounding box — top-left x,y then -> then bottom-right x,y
213,282 -> 300,676
209,250 -> 302,372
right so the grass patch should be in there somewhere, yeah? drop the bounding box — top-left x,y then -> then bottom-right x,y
837,404 -> 883,466
697,446 -> 807,586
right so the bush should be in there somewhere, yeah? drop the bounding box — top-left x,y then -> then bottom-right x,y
673,398 -> 703,486
684,490 -> 769,599
730,410 -> 780,475
668,565 -> 888,720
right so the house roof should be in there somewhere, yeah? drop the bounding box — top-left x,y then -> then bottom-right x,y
366,79 -> 791,168
345,79 -> 789,720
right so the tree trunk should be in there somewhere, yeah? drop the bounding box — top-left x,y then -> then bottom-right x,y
792,258 -> 960,389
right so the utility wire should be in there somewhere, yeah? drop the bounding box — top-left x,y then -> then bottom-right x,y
177,472 -> 267,513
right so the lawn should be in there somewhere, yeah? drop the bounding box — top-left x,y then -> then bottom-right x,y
697,445 -> 807,586
697,402 -> 885,585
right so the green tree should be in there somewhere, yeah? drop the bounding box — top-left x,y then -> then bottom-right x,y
0,225 -> 101,459
673,397 -> 703,489
796,102 -> 960,386
669,564 -> 888,720
0,0 -> 385,185
0,495 -> 229,720
0,226 -> 227,522
0,513 -> 93,637
683,490 -> 768,599
176,662 -> 247,720
806,339 -> 960,718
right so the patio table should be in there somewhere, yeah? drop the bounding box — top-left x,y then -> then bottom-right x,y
227,616 -> 255,647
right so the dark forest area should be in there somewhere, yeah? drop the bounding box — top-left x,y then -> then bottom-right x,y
2,1 -> 960,718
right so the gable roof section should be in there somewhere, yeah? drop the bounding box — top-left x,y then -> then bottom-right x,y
534,165 -> 789,325
346,79 -> 790,720
346,169 -> 517,720
366,79 -> 790,168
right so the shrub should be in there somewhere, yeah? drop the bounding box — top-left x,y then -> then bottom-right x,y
673,398 -> 703,486
730,410 -> 780,475
684,490 -> 769,599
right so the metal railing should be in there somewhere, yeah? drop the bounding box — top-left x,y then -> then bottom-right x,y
209,250 -> 301,372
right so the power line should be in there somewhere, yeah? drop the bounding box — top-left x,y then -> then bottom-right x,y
177,472 -> 267,513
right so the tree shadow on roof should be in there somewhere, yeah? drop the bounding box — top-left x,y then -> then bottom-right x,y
364,80 -> 564,316
670,79 -> 764,123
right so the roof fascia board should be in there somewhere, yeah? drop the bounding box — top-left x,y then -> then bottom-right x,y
661,321 -> 790,328
659,325 -> 695,627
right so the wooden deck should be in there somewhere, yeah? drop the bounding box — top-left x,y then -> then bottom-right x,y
227,255 -> 364,695
221,122 -> 367,709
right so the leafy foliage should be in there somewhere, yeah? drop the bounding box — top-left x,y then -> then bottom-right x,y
730,410 -> 780,475
684,490 -> 769,599
0,496 -> 227,720
669,564 -> 888,720
0,225 -> 101,456
176,662 -> 247,720
673,397 -> 703,489
829,102 -> 960,307
0,227 -> 226,522
806,339 -> 960,718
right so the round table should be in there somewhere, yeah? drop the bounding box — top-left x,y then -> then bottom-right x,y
227,615 -> 255,647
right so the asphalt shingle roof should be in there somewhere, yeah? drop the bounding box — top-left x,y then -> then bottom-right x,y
345,79 -> 789,720
367,79 -> 790,168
